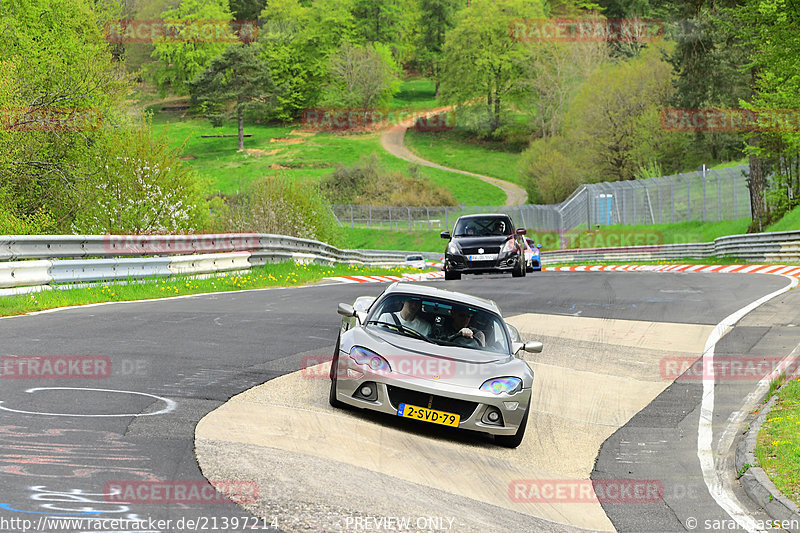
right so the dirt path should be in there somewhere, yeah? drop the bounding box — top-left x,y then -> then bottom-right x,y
380,119 -> 528,206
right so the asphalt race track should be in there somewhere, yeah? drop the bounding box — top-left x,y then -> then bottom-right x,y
0,271 -> 797,533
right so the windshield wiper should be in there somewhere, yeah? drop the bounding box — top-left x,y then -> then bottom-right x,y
366,320 -> 429,342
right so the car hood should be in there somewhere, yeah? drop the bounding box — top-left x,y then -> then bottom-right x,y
343,326 -> 533,388
450,235 -> 511,248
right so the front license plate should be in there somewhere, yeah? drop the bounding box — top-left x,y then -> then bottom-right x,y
467,254 -> 498,261
397,403 -> 460,427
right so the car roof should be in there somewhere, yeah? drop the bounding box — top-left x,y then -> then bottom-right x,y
455,213 -> 511,220
381,282 -> 501,314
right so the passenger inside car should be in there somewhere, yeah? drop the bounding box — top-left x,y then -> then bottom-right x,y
376,297 -> 431,336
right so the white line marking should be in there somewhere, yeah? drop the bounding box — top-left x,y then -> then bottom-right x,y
0,387 -> 177,417
698,274 -> 798,533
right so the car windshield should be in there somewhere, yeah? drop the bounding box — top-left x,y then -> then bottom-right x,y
406,255 -> 423,261
453,217 -> 512,237
367,294 -> 510,354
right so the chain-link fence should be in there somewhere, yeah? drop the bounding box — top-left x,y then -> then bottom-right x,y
332,165 -> 752,232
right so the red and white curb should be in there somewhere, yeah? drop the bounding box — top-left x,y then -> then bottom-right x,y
325,271 -> 445,284
543,264 -> 800,277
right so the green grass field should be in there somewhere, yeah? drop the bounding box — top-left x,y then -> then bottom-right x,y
755,378 -> 800,508
149,92 -> 505,205
341,227 -> 445,253
404,129 -> 525,185
0,262 -> 425,317
341,218 -> 754,252
767,205 -> 800,232
389,78 -> 438,109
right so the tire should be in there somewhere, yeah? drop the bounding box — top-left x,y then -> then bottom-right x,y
329,334 -> 344,408
512,256 -> 525,278
444,269 -> 461,280
495,401 -> 529,448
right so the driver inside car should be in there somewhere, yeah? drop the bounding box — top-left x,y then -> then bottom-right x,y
377,297 -> 431,337
443,307 -> 485,347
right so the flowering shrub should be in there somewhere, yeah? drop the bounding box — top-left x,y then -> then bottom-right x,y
71,124 -> 207,234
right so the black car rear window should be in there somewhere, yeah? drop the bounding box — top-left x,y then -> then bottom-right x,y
453,217 -> 512,237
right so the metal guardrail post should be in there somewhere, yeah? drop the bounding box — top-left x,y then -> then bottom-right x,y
702,168 -> 707,222
711,169 -> 723,221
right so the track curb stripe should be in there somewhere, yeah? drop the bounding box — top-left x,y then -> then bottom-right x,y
542,263 -> 800,278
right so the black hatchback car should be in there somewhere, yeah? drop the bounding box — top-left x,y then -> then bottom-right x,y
440,214 -> 527,280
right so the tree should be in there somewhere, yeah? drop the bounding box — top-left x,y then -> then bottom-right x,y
656,0 -> 749,163
563,43 -> 676,181
0,0 -> 127,230
518,40 -> 608,139
351,0 -> 405,45
415,0 -> 463,96
439,0 -> 546,138
325,42 -> 401,112
189,44 -> 277,151
724,0 -> 800,230
229,0 -> 266,20
148,0 -> 234,96
258,0 -> 354,121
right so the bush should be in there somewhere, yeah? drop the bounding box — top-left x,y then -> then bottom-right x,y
518,137 -> 583,204
0,186 -> 54,234
222,176 -> 343,246
319,154 -> 456,206
70,124 -> 208,234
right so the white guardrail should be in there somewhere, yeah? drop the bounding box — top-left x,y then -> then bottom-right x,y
0,230 -> 797,293
0,234 -> 441,292
540,230 -> 800,265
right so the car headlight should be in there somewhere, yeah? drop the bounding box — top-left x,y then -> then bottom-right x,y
349,346 -> 391,373
480,376 -> 522,395
501,238 -> 517,254
447,242 -> 460,254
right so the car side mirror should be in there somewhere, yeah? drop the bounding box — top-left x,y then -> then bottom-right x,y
440,231 -> 451,240
337,303 -> 356,317
516,228 -> 527,235
523,341 -> 543,353
537,244 -> 542,249
513,340 -> 543,354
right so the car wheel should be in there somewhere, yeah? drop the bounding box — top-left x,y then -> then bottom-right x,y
444,269 -> 461,280
512,256 -> 525,278
495,400 -> 529,448
329,334 -> 344,408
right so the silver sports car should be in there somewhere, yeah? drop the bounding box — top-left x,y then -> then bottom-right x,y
329,283 -> 542,447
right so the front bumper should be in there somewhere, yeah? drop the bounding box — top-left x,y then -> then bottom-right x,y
332,353 -> 531,436
445,252 -> 522,275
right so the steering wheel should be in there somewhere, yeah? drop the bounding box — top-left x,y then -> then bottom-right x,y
447,332 -> 478,346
